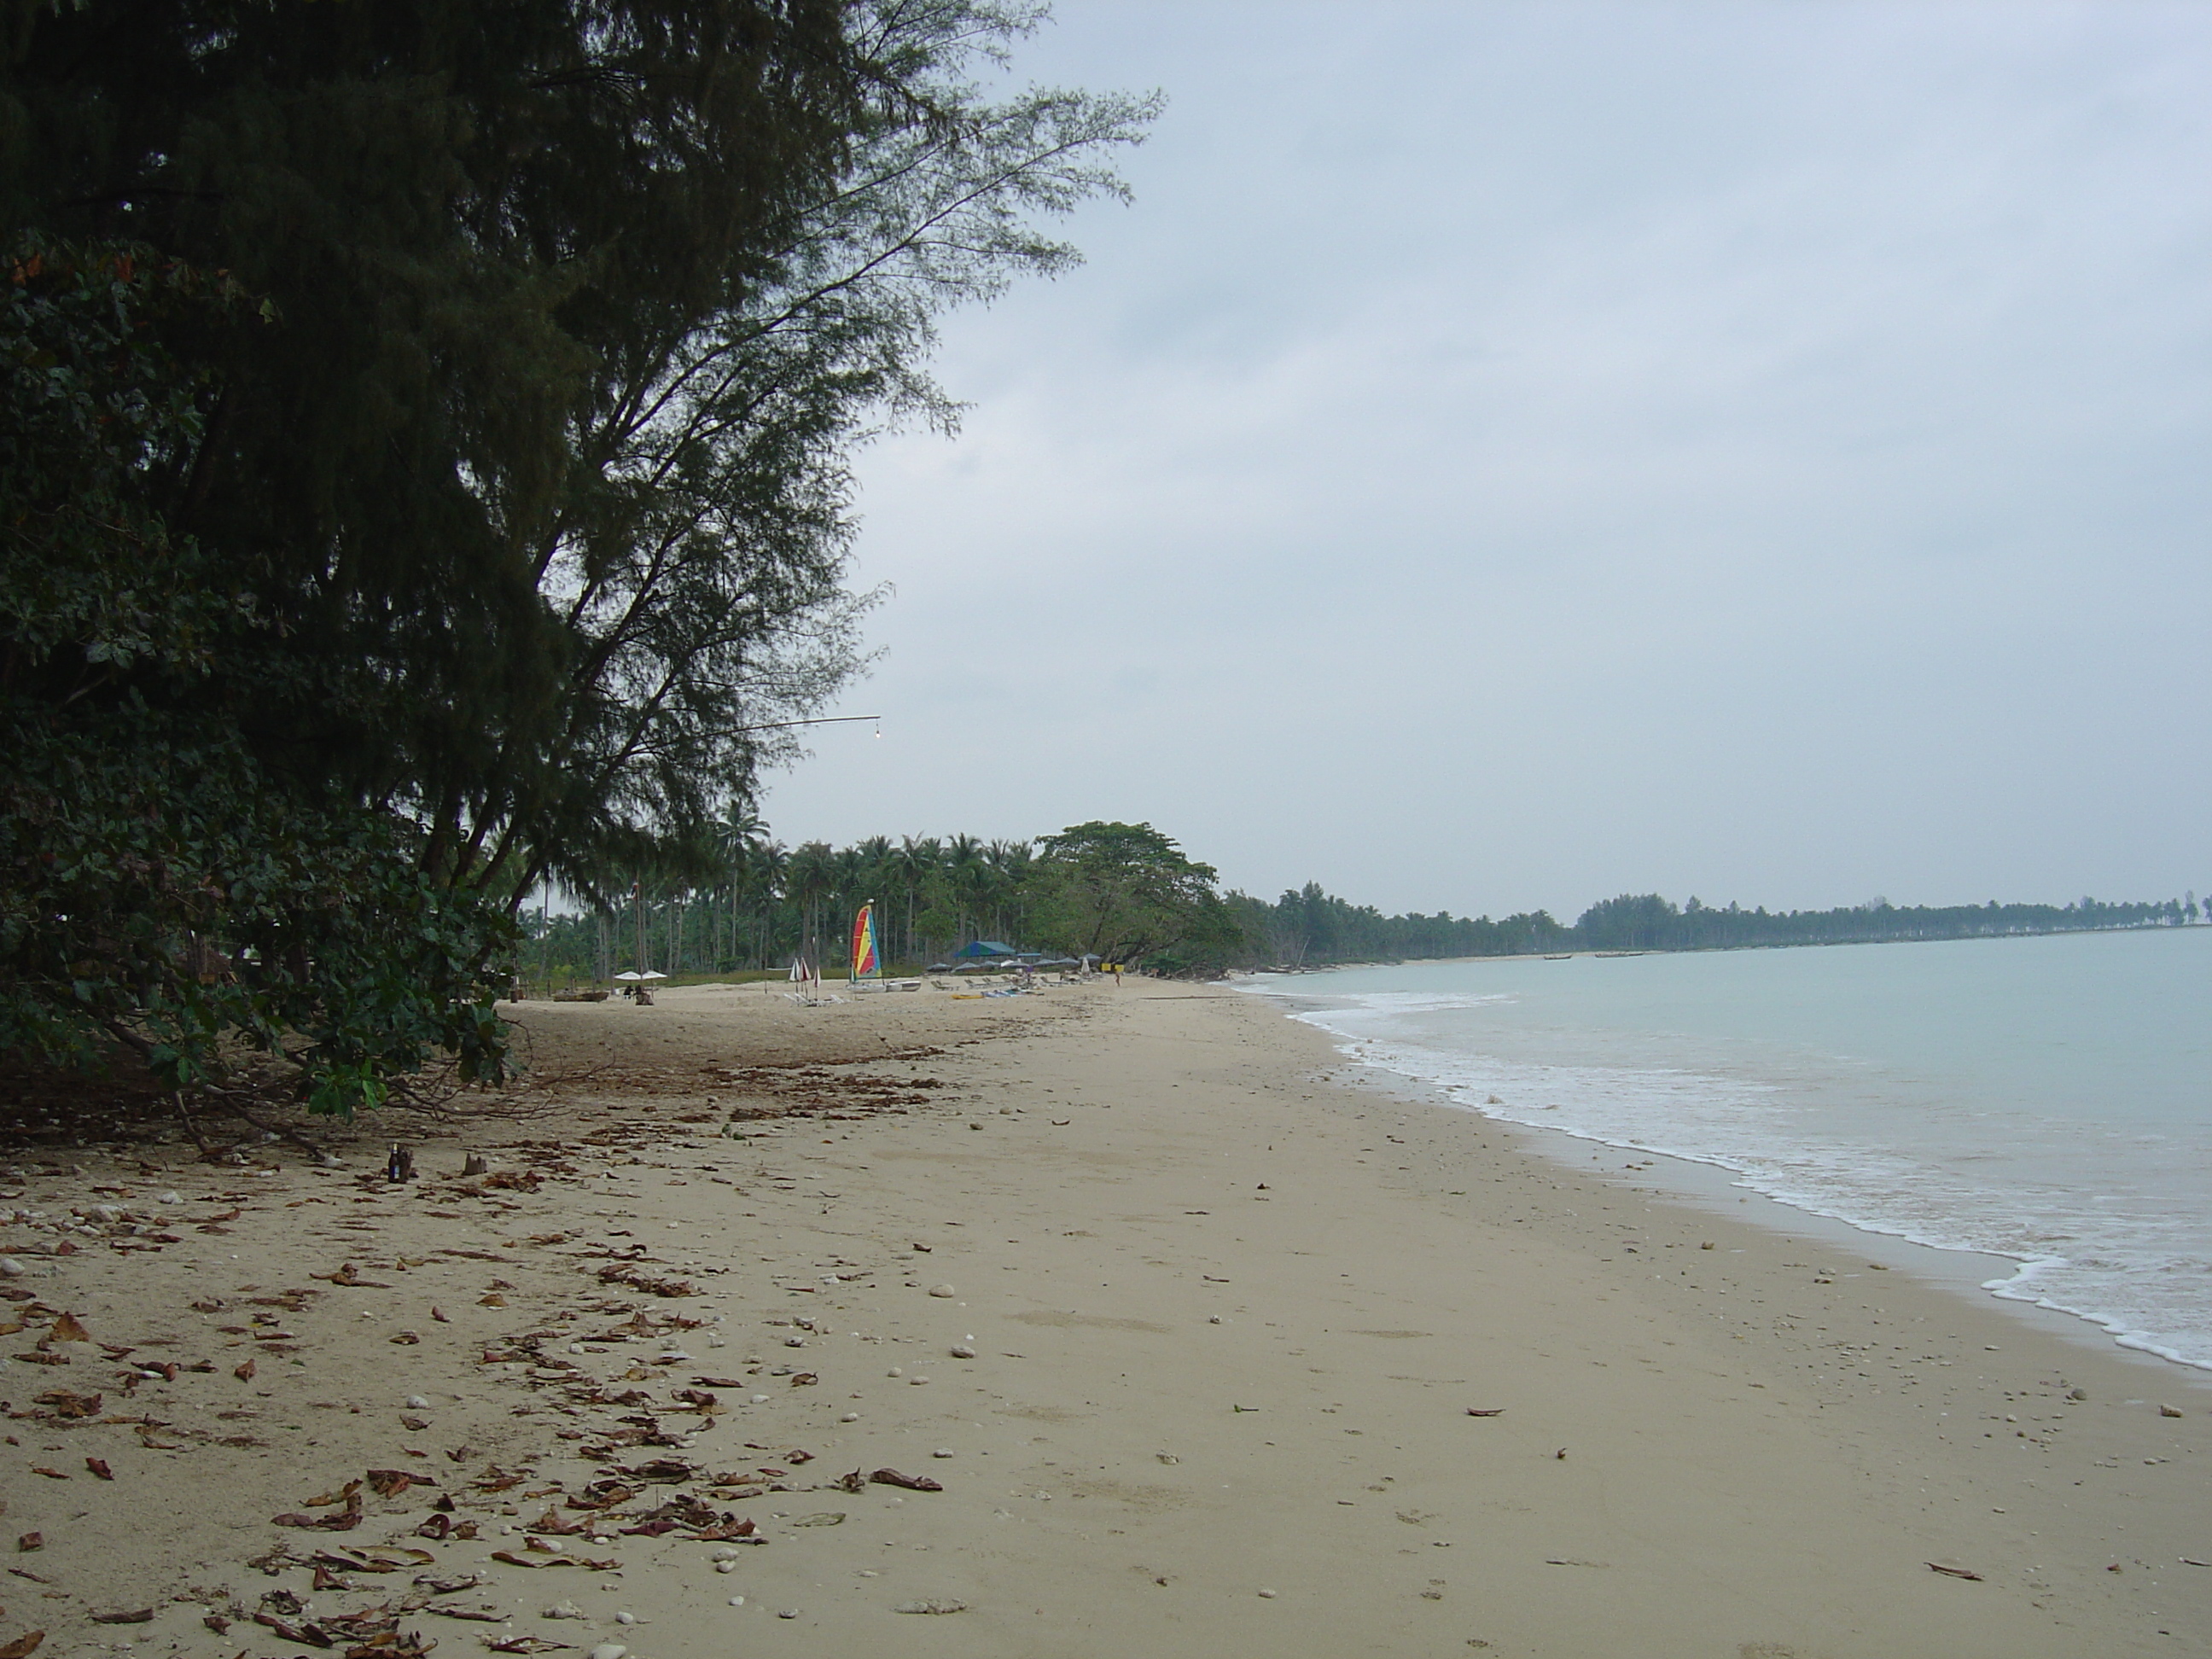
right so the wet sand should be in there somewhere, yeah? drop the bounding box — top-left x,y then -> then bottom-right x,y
1,976 -> 2206,1656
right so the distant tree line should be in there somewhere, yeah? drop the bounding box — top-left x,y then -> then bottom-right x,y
528,821 -> 2201,988
527,820 -> 1242,985
1231,884 -> 2203,968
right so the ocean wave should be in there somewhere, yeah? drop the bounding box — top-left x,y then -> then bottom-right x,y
1272,993 -> 2212,1372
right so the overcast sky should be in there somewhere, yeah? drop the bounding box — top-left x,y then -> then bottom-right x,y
758,0 -> 2211,922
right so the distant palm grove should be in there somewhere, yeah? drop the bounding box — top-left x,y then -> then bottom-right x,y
528,819 -> 2203,984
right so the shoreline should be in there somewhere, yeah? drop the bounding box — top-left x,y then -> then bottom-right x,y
1237,942 -> 2211,1380
2,976 -> 2206,1656
1281,1006 -> 2208,1380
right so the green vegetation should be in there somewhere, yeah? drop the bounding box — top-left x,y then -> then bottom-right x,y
527,822 -> 2201,988
1,3 -> 1154,1118
1236,886 -> 2200,967
526,820 -> 1249,984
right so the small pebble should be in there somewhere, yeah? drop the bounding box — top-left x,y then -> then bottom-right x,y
778,1609 -> 800,1620
614,1610 -> 636,1625
1258,1587 -> 1278,1598
158,1191 -> 183,1205
910,1376 -> 930,1386
589,1645 -> 628,1659
928,1284 -> 956,1298
657,1349 -> 693,1364
949,1344 -> 976,1359
543,1600 -> 586,1619
933,1447 -> 954,1458
0,1258 -> 23,1278
728,1596 -> 746,1607
784,1336 -> 806,1348
404,1394 -> 431,1410
715,1559 -> 737,1574
887,1366 -> 903,1377
751,1393 -> 769,1403
894,1598 -> 969,1615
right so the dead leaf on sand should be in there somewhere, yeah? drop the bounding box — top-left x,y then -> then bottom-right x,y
306,1479 -> 364,1508
14,1536 -> 40,1554
367,1469 -> 428,1499
1464,1408 -> 1505,1417
486,1639 -> 572,1654
234,1358 -> 256,1382
868,1468 -> 943,1493
311,1264 -> 393,1288
87,1610 -> 152,1625
84,1458 -> 111,1480
44,1313 -> 89,1344
1926,1562 -> 1984,1581
32,1390 -> 100,1418
0,1629 -> 44,1657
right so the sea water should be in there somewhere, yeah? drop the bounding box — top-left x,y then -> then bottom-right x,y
1247,928 -> 2212,1370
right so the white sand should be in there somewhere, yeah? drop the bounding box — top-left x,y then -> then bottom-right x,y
2,976 -> 2206,1656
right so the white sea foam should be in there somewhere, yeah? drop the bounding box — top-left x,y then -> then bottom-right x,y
1257,955 -> 2212,1371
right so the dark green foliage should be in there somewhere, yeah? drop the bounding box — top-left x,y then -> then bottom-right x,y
0,706 -> 515,1107
0,5 -> 1158,1115
2,242 -> 514,1109
1027,821 -> 1230,969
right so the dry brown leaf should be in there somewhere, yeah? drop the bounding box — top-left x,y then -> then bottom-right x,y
84,1458 -> 111,1481
13,1536 -> 40,1554
0,1629 -> 44,1657
234,1358 -> 256,1382
44,1313 -> 89,1344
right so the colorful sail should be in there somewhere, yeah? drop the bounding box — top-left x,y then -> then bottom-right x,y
849,901 -> 880,981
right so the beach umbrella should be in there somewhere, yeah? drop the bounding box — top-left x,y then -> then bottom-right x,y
613,969 -> 668,982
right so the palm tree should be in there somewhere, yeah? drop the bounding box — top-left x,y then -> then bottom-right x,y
711,809 -> 767,969
945,832 -> 984,945
830,845 -> 867,966
786,842 -> 835,971
748,841 -> 789,968
990,839 -> 1033,942
887,835 -> 928,963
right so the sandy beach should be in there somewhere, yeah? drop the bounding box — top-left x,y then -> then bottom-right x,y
3,975 -> 2207,1658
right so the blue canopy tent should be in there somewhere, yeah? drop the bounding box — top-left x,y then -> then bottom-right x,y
952,940 -> 1020,960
